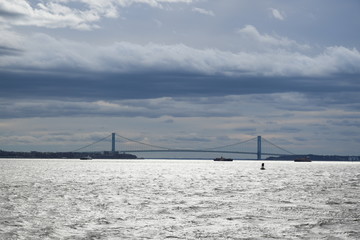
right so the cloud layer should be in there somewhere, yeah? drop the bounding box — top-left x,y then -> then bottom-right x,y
1,0 -> 360,155
1,27 -> 360,78
0,0 -> 195,30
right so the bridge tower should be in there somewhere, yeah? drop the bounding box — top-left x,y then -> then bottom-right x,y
112,133 -> 116,152
257,136 -> 262,160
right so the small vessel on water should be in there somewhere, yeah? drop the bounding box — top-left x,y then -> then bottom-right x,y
294,156 -> 311,162
80,156 -> 92,160
214,156 -> 233,161
260,163 -> 265,170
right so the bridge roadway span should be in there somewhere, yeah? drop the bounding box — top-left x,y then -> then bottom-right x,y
123,149 -> 283,156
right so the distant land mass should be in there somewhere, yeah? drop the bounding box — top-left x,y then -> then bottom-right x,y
0,150 -> 359,161
266,154 -> 360,161
0,150 -> 137,159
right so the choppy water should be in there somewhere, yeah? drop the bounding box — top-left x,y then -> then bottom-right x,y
0,159 -> 359,239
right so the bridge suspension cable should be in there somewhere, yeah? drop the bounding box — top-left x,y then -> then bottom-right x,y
202,137 -> 257,150
262,137 -> 295,155
115,133 -> 171,150
115,133 -> 258,152
71,134 -> 112,152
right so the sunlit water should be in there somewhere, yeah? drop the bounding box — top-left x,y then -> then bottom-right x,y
1,159 -> 359,239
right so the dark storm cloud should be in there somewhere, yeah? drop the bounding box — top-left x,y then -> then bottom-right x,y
0,45 -> 22,56
1,69 -> 359,101
1,71 -> 359,120
0,8 -> 24,19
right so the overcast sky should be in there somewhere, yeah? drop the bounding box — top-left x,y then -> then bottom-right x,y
1,0 -> 360,156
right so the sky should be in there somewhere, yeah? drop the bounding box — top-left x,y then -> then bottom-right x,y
0,0 -> 360,156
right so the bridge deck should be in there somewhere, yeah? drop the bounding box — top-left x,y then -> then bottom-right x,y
122,149 -> 288,156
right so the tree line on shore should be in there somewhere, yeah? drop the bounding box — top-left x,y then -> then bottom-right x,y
0,150 -> 137,159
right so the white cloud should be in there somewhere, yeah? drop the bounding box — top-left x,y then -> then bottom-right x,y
270,8 -> 285,21
0,0 -> 195,30
313,46 -> 360,75
192,7 -> 215,16
2,29 -> 359,78
0,17 -> 358,84
0,1 -> 101,30
0,26 -> 24,50
236,25 -> 309,51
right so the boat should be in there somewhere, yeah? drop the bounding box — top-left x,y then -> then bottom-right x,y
80,156 -> 92,160
260,163 -> 265,170
294,157 -> 311,162
214,156 -> 233,161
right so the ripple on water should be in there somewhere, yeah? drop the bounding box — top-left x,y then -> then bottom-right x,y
0,159 -> 359,239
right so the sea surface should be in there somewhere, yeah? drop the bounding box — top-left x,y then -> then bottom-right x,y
0,159 -> 359,240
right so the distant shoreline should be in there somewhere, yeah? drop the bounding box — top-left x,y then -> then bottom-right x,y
0,150 -> 137,159
266,154 -> 360,162
1,150 -> 359,161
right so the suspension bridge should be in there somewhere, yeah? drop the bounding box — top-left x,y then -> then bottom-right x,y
72,133 -> 295,160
